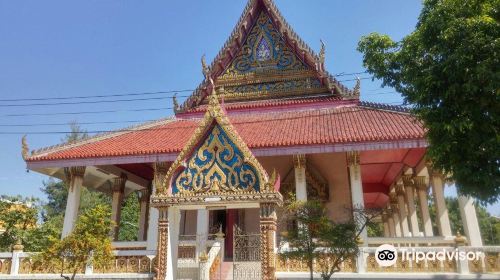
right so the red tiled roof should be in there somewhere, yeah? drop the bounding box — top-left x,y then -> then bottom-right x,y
27,105 -> 425,162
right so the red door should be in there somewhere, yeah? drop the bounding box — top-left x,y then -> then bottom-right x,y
225,209 -> 237,260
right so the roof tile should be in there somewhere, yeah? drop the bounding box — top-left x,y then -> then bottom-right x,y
27,105 -> 425,161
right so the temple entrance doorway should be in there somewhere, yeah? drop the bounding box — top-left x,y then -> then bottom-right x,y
208,208 -> 262,280
209,209 -> 241,261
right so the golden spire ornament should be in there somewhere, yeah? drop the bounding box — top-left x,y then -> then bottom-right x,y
21,135 -> 29,160
201,54 -> 210,80
318,39 -> 326,65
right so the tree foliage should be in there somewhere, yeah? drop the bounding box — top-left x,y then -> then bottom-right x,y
0,196 -> 39,251
279,201 -> 380,280
357,0 -> 500,203
35,205 -> 114,280
118,192 -> 140,241
279,201 -> 329,280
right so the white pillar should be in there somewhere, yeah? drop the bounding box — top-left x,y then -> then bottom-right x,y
111,174 -> 127,240
387,210 -> 396,237
62,166 -> 86,238
10,242 -> 23,275
167,207 -> 181,280
293,154 -> 307,201
347,151 -> 367,241
347,151 -> 366,273
196,209 -> 209,259
382,213 -> 390,237
415,176 -> 434,237
390,203 -> 402,237
395,186 -> 410,237
430,172 -> 452,236
458,195 -> 483,246
402,175 -> 420,237
148,162 -> 168,250
137,188 -> 150,241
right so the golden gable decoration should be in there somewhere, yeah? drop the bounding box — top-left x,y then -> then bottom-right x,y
151,89 -> 282,207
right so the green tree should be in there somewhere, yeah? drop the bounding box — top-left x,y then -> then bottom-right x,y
41,179 -> 68,221
367,220 -> 384,237
317,222 -> 358,280
40,178 -> 111,243
0,196 -> 39,251
118,192 -> 140,241
280,201 -> 329,280
357,0 -> 500,203
61,121 -> 88,144
35,205 -> 114,280
279,201 -> 379,280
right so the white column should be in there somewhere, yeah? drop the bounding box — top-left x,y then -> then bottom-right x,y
62,166 -> 86,238
137,188 -> 150,241
196,209 -> 209,259
430,172 -> 452,236
111,174 -> 127,240
167,207 -> 181,280
347,151 -> 367,242
395,186 -> 410,237
382,213 -> 390,237
402,175 -> 420,237
387,210 -> 396,237
347,151 -> 366,273
148,162 -> 168,250
458,195 -> 483,246
390,202 -> 402,237
293,154 -> 307,201
415,176 -> 434,237
10,241 -> 23,275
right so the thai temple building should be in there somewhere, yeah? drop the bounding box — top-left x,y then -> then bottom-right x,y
11,0 -> 497,279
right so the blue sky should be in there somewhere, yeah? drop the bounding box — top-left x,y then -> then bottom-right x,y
0,0 -> 498,214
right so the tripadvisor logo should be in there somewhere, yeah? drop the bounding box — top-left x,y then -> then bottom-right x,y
375,244 -> 483,267
375,244 -> 397,266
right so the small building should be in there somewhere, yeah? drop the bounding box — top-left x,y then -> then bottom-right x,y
19,0 -> 495,279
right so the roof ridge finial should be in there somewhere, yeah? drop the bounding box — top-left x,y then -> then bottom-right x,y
201,54 -> 210,80
21,135 -> 29,160
318,39 -> 326,65
353,76 -> 361,95
172,93 -> 179,113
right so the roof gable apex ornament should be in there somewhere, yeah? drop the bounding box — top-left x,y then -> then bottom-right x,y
353,76 -> 361,96
172,93 -> 179,114
153,88 -> 282,206
21,135 -> 29,160
201,54 -> 210,81
318,39 -> 326,68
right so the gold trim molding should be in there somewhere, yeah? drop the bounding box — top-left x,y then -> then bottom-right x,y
152,89 -> 282,207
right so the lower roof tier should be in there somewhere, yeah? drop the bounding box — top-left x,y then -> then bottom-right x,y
26,102 -> 426,163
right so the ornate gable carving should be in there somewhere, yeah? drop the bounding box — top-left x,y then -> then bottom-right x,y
176,0 -> 359,113
172,124 -> 262,194
152,89 -> 282,206
214,11 -> 328,102
222,11 -> 309,75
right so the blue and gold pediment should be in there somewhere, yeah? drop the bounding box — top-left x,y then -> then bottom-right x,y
172,124 -> 261,194
154,90 -> 281,204
223,11 -> 309,74
215,11 -> 329,102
